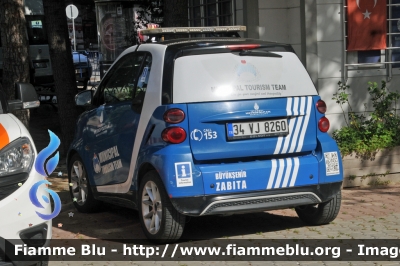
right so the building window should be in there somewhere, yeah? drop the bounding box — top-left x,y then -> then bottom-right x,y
188,0 -> 233,27
344,0 -> 400,79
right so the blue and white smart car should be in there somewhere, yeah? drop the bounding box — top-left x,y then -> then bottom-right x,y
69,26 -> 343,243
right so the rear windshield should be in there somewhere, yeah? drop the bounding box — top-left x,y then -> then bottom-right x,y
173,52 -> 317,103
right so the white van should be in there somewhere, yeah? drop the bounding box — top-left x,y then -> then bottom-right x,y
0,83 -> 51,265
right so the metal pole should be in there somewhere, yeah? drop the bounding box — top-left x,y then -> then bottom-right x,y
342,0 -> 347,83
388,0 -> 393,82
71,6 -> 76,51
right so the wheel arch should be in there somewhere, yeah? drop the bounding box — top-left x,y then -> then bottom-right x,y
135,162 -> 157,201
67,149 -> 79,169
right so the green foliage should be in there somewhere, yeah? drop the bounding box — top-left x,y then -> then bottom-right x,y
332,81 -> 400,160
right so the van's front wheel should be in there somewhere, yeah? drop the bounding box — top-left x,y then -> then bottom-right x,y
138,171 -> 185,243
295,190 -> 341,225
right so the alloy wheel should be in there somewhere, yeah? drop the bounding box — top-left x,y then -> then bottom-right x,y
70,160 -> 89,206
141,180 -> 162,234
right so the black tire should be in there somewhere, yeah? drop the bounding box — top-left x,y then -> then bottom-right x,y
68,153 -> 102,212
138,171 -> 185,243
295,190 -> 341,225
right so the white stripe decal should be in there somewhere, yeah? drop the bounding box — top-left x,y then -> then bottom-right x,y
286,97 -> 293,116
299,96 -> 306,115
274,159 -> 286,188
289,97 -> 306,153
274,97 -> 293,154
296,96 -> 313,152
289,117 -> 304,153
289,157 -> 300,187
274,137 -> 284,154
281,158 -> 293,188
280,117 -> 297,154
267,159 -> 278,189
292,97 -> 299,116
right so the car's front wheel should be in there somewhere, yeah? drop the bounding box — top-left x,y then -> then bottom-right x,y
138,171 -> 185,243
68,153 -> 102,212
295,190 -> 341,225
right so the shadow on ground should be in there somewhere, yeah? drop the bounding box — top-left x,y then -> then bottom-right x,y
51,190 -> 305,242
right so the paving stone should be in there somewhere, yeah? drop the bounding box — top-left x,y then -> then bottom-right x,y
48,186 -> 400,266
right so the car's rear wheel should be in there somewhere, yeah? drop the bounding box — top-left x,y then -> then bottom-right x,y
295,190 -> 341,225
68,154 -> 102,212
138,171 -> 185,243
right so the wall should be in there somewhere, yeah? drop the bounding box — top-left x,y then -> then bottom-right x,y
309,0 -> 400,133
236,0 -> 400,134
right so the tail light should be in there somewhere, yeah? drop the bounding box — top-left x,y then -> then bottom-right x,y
318,117 -> 330,132
164,108 -> 185,123
316,100 -> 327,114
226,44 -> 260,50
162,127 -> 186,144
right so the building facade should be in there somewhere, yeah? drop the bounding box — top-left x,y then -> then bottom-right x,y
190,0 -> 399,133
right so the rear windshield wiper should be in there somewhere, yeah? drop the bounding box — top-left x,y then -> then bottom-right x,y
234,50 -> 282,58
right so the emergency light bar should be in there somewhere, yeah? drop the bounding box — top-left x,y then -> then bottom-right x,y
139,25 -> 246,35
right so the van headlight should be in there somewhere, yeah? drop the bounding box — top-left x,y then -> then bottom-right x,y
0,138 -> 34,177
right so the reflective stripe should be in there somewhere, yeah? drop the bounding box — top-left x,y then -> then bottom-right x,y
289,97 -> 306,153
281,158 -> 293,188
280,117 -> 297,154
289,157 -> 300,187
274,96 -> 312,155
266,159 -> 278,189
296,96 -> 313,152
267,157 -> 300,189
0,123 -> 10,150
286,97 -> 293,116
274,159 -> 285,188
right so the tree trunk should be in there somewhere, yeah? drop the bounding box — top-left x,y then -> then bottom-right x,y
0,0 -> 31,127
42,0 -> 80,156
163,0 -> 188,27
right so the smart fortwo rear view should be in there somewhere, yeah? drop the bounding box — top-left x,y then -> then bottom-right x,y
69,26 -> 343,243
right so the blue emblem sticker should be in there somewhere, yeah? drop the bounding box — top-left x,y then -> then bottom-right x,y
174,162 -> 193,187
227,123 -> 234,137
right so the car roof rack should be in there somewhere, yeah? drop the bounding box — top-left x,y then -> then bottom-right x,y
139,25 -> 246,42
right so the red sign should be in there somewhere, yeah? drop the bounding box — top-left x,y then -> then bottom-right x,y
347,0 -> 387,51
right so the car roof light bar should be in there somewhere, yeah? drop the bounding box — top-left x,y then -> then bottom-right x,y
139,25 -> 247,35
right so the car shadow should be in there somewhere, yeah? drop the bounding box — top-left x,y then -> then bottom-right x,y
52,191 -> 305,243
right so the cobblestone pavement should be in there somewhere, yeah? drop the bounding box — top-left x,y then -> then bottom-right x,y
45,183 -> 400,266
29,105 -> 400,266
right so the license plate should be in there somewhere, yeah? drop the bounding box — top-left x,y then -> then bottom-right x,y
227,119 -> 289,140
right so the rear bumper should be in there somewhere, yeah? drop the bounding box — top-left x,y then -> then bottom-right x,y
170,181 -> 342,216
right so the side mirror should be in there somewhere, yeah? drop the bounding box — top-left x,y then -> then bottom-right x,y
8,83 -> 40,112
75,90 -> 93,106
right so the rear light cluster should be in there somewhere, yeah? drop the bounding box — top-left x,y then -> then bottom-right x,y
162,108 -> 186,144
316,100 -> 329,133
226,44 -> 261,51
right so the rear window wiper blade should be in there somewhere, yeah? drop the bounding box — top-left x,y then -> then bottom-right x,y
234,50 -> 283,58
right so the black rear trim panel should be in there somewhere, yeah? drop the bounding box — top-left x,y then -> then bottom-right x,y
170,182 -> 342,216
